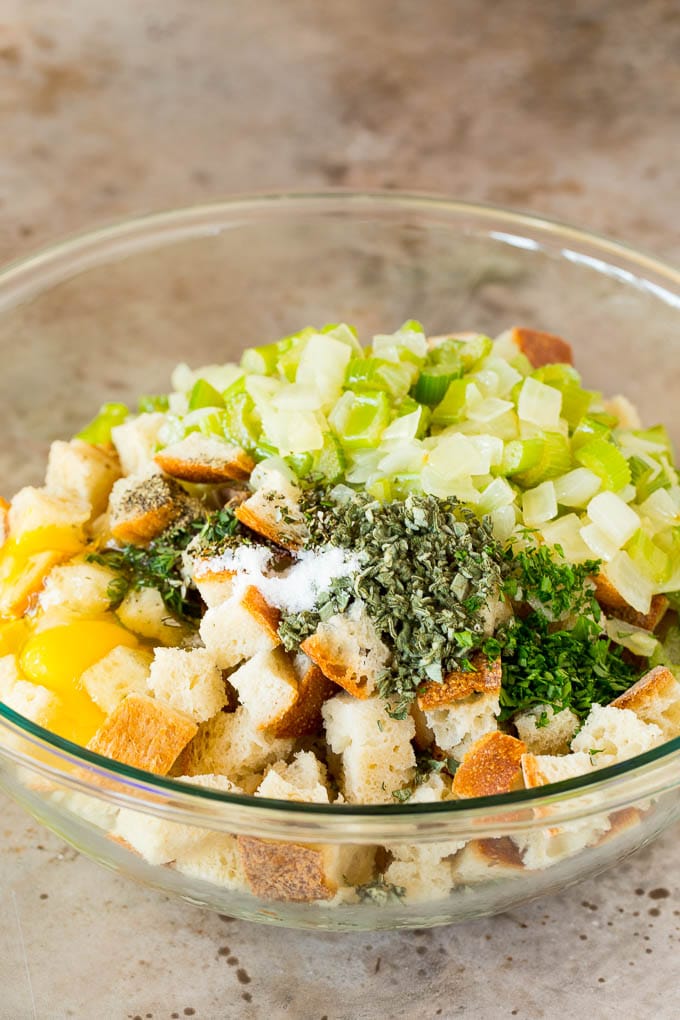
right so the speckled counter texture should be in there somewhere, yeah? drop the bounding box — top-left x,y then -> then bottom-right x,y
1,2 -> 679,1018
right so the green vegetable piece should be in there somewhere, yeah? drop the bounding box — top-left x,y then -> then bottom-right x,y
313,432 -> 346,484
515,432 -> 571,487
571,415 -> 613,450
626,529 -> 671,585
500,438 -> 545,476
345,357 -> 412,399
431,378 -> 469,426
188,378 -> 225,411
650,625 -> 680,671
574,437 -> 631,491
395,397 -> 431,437
138,394 -> 169,414
413,365 -> 463,405
76,402 -> 129,445
240,342 -> 280,376
331,390 -> 391,450
532,366 -> 594,431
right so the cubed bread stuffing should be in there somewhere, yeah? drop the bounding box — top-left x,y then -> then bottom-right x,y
45,439 -> 121,519
147,647 -> 227,723
199,586 -> 280,669
81,646 -> 153,715
301,600 -> 390,699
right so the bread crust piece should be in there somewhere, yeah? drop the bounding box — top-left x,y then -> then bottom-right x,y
451,837 -> 524,883
592,574 -> 668,631
301,602 -> 390,700
87,693 -> 197,775
417,654 -> 502,710
453,731 -> 527,798
108,473 -> 200,544
154,434 -> 255,484
237,837 -> 376,902
611,665 -> 680,739
268,661 -> 337,739
510,326 -> 573,368
235,490 -> 307,550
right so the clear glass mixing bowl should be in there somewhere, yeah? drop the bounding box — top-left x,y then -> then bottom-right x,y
1,193 -> 679,930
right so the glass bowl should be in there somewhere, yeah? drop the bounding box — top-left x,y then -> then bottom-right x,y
1,192 -> 679,931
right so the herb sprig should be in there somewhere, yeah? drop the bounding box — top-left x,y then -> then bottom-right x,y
89,505 -> 244,622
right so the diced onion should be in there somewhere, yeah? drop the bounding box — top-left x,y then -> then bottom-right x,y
587,492 -> 640,548
580,522 -> 620,561
553,468 -> 601,508
602,551 -> 654,615
517,377 -> 563,428
522,481 -> 558,527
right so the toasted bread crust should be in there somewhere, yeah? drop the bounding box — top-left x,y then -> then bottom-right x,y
510,326 -> 573,368
234,501 -> 303,550
470,837 -> 524,869
267,663 -> 337,738
237,836 -> 336,901
109,474 -> 198,544
155,440 -> 254,484
417,655 -> 502,710
241,585 -> 281,642
593,574 -> 668,631
299,634 -> 368,699
87,693 -> 197,775
453,731 -> 526,798
611,665 -> 677,713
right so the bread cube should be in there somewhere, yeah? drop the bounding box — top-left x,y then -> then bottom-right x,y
256,751 -> 330,803
180,705 -> 294,785
611,666 -> 680,740
111,413 -> 166,476
301,600 -> 390,699
38,559 -> 118,616
8,486 -> 90,541
453,731 -> 526,798
147,647 -> 227,723
45,439 -> 121,518
87,693 -> 197,775
513,704 -> 580,755
108,472 -> 198,544
570,703 -> 662,766
116,587 -> 190,647
267,655 -> 336,739
2,678 -> 62,729
322,693 -> 415,804
593,573 -> 668,631
199,586 -> 280,669
155,433 -> 254,483
509,326 -> 573,368
383,857 -> 454,903
192,564 -> 235,608
228,647 -> 298,732
81,646 -> 153,715
173,832 -> 244,888
115,774 -> 241,865
237,835 -> 374,902
235,485 -> 307,550
452,838 -> 525,884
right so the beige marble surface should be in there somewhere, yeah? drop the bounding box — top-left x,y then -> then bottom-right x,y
1,1 -> 680,1018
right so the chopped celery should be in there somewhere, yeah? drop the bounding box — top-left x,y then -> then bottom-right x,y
650,625 -> 680,670
515,432 -> 572,487
633,424 -> 675,456
500,438 -> 545,476
431,379 -> 470,426
313,432 -> 346,484
456,334 -> 493,371
138,394 -> 169,414
629,455 -> 665,503
625,529 -> 671,585
365,476 -> 393,501
413,366 -> 462,405
220,381 -> 261,448
392,399 -> 431,439
345,357 -> 413,399
285,451 -> 315,478
240,341 -> 281,376
329,390 -> 391,449
531,366 -> 594,427
574,438 -> 631,491
188,378 -> 225,411
571,415 -> 613,450
296,334 -> 352,409
76,402 -> 129,445
276,328 -> 317,382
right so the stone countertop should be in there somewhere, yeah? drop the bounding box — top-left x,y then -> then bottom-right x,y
1,2 -> 679,1018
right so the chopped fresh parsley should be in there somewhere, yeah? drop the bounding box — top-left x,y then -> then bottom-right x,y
502,541 -> 601,619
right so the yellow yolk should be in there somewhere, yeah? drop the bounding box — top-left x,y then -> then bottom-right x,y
19,620 -> 139,746
0,529 -> 86,619
0,618 -> 29,657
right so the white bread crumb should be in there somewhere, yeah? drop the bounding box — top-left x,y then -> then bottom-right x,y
424,692 -> 500,761
199,590 -> 279,669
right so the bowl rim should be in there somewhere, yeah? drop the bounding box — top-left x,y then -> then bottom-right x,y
1,189 -> 680,825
